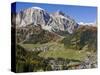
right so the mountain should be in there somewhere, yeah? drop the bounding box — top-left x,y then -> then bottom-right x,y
16,25 -> 61,44
16,7 -> 50,27
78,22 -> 97,27
61,25 -> 97,52
12,6 -> 97,51
13,7 -> 78,34
49,10 -> 78,33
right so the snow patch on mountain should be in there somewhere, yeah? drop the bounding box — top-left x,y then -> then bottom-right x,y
32,7 -> 45,10
78,22 -> 97,27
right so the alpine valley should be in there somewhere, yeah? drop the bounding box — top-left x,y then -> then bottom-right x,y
11,7 -> 97,72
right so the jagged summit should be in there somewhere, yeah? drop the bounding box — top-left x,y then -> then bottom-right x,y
13,7 -> 78,34
55,10 -> 65,16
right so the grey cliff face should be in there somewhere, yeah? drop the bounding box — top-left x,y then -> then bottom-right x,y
49,11 -> 78,33
15,7 -> 78,34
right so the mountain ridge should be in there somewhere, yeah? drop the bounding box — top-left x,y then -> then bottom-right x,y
12,6 -> 78,34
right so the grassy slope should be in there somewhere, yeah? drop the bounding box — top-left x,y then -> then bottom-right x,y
20,42 -> 87,61
39,49 -> 86,61
38,42 -> 87,61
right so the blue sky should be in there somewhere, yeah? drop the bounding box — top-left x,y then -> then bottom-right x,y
11,2 -> 97,23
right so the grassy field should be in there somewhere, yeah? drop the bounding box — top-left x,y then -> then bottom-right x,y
38,49 -> 87,61
19,42 -> 87,61
19,43 -> 42,49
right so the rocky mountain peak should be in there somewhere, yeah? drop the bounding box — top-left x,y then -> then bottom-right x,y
14,6 -> 78,34
55,10 -> 65,16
